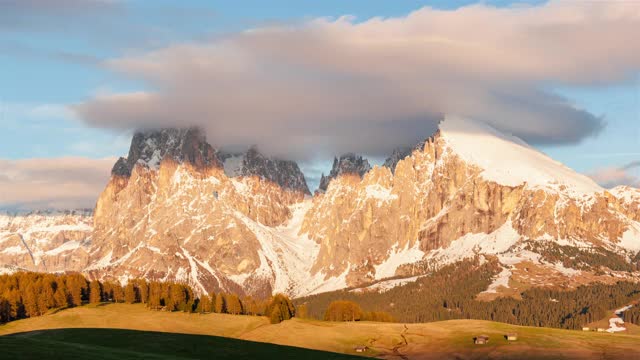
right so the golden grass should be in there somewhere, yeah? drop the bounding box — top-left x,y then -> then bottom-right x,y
2,303 -> 640,359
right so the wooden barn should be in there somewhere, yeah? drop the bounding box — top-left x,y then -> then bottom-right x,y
353,346 -> 368,353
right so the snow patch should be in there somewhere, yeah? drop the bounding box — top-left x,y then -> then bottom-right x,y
429,220 -> 521,264
439,116 -> 603,197
481,267 -> 511,294
607,317 -> 626,333
619,222 -> 640,252
352,275 -> 423,293
1,245 -> 26,255
364,184 -> 398,203
374,242 -> 424,280
45,241 -> 80,256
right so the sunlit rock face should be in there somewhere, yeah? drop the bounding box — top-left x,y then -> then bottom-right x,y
89,128 -> 309,297
1,117 -> 639,299
300,117 -> 640,291
0,210 -> 92,274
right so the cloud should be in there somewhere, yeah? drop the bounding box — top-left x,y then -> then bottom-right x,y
73,1 -> 640,160
0,0 -> 122,29
0,157 -> 115,210
589,161 -> 640,189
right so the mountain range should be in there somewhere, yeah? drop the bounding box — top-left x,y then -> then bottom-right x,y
1,116 -> 639,299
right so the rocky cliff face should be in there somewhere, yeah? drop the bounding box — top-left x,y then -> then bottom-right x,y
220,147 -> 310,195
1,116 -> 639,299
318,153 -> 371,192
0,210 -> 92,274
112,128 -> 220,177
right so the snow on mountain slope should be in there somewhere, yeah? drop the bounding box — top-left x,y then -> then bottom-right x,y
0,210 -> 92,272
440,116 -> 603,197
2,119 -> 639,299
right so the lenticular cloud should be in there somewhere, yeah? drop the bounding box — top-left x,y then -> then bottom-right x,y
74,1 -> 640,160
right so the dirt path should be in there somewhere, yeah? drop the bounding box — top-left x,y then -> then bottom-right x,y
391,324 -> 409,360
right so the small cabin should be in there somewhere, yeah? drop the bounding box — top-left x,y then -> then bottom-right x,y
506,333 -> 518,341
582,327 -> 590,331
354,346 -> 368,353
474,335 -> 490,345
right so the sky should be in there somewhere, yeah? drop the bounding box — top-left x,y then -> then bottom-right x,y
1,0 -> 639,210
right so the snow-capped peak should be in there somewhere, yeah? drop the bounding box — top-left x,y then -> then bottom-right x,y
439,116 -> 603,196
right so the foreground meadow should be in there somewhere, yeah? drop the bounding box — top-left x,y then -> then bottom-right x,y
1,303 -> 639,359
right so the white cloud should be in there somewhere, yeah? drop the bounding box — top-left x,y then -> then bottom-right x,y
0,157 -> 115,210
74,1 -> 640,160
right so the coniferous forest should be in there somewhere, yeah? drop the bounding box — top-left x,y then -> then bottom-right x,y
0,272 -> 294,325
296,258 -> 640,330
1,265 -> 639,331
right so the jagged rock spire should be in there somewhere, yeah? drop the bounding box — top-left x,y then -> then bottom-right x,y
318,153 -> 371,192
112,127 -> 219,177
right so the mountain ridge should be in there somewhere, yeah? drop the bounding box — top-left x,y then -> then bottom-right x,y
1,116 -> 639,299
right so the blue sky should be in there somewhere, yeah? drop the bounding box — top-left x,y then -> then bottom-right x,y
1,0 -> 639,208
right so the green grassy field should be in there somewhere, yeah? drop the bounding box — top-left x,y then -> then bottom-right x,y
1,303 -> 639,359
0,328 -> 361,360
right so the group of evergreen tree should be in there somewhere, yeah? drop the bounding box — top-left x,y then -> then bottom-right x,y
0,272 -> 296,325
526,242 -> 639,273
297,258 -> 640,330
0,272 -> 88,322
625,305 -> 640,325
265,293 -> 295,324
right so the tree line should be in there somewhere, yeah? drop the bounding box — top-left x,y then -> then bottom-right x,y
624,304 -> 640,326
323,300 -> 394,322
296,258 -> 640,330
0,272 -> 295,325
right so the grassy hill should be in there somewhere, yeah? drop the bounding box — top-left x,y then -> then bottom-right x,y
1,303 -> 639,359
0,328 -> 360,360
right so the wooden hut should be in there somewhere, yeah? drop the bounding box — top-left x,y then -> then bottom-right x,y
354,346 -> 368,353
474,335 -> 490,345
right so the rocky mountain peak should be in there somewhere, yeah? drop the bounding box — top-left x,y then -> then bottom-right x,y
112,127 -> 220,177
219,147 -> 310,195
383,138 -> 428,174
318,153 -> 371,192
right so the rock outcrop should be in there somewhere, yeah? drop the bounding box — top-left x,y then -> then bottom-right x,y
318,153 -> 371,192
0,210 -> 92,274
220,147 -> 310,195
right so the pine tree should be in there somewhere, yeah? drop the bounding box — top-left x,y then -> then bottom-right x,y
198,295 -> 211,313
270,306 -> 283,324
147,282 -> 162,310
124,283 -> 137,304
67,274 -> 87,306
225,294 -> 243,315
169,284 -> 187,311
22,284 -> 39,317
53,286 -> 69,308
89,280 -> 102,304
265,294 -> 295,323
215,293 -> 226,314
136,279 -> 149,304
112,283 -> 125,303
0,297 -> 11,323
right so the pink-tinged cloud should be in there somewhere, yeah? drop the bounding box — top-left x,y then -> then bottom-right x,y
0,157 -> 115,210
589,162 -> 640,189
74,1 -> 640,160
